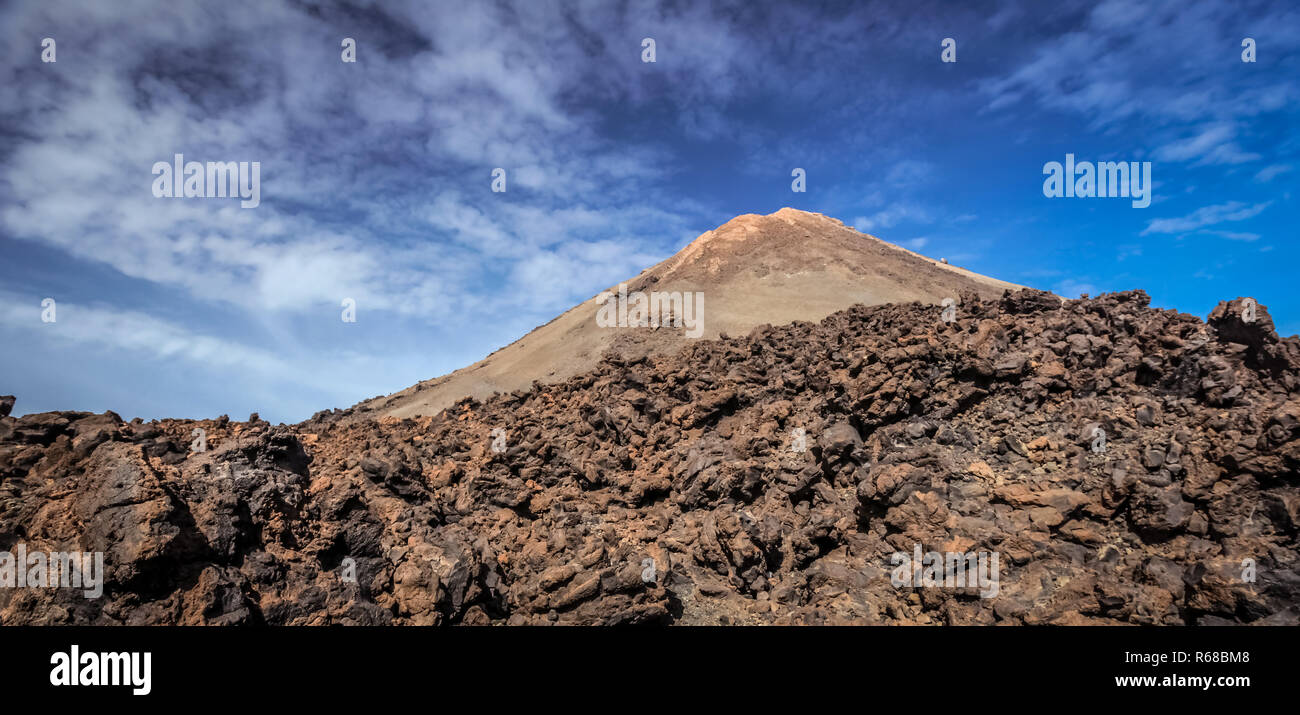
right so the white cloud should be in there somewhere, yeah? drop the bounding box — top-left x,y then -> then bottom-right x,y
977,0 -> 1300,138
884,161 -> 934,187
1142,201 -> 1272,235
0,0 -> 738,344
1200,230 -> 1260,242
0,291 -> 379,401
1153,123 -> 1260,166
1255,164 -> 1294,183
854,205 -> 932,232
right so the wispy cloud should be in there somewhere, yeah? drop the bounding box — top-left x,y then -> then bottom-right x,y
978,0 -> 1300,133
1153,123 -> 1261,165
1200,230 -> 1261,242
1142,201 -> 1272,235
854,205 -> 932,232
1254,164 -> 1294,182
0,291 -> 407,413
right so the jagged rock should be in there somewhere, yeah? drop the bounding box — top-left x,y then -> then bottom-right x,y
3,289 -> 1298,625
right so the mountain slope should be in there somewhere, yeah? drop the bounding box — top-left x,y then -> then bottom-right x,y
354,208 -> 1022,420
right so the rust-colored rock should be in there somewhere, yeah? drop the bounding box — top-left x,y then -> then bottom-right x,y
2,290 -> 1298,625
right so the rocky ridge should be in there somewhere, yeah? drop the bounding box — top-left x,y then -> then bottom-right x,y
2,289 -> 1298,625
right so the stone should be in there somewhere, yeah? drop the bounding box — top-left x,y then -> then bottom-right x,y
2,288 -> 1298,626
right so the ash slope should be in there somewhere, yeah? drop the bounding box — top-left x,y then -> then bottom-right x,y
3,290 -> 1299,625
356,208 -> 1021,421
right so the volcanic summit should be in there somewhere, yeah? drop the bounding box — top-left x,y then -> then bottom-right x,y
356,208 -> 1022,420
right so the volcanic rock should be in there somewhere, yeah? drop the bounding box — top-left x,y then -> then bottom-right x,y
3,289 -> 1298,625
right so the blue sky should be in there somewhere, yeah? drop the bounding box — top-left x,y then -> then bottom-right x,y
1,0 -> 1296,423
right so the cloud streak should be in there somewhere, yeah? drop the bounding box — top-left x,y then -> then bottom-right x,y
1142,201 -> 1273,235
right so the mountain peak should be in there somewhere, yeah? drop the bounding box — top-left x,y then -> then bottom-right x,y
355,209 -> 1023,420
770,206 -> 844,225
657,206 -> 920,284
704,207 -> 843,238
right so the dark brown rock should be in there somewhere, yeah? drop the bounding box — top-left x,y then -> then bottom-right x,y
3,289 -> 1298,625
